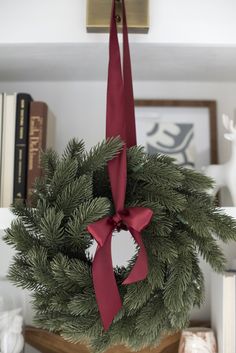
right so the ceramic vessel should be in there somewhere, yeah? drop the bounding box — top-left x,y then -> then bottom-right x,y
178,327 -> 217,353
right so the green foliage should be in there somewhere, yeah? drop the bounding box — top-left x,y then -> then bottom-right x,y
55,175 -> 93,216
62,138 -> 85,161
80,137 -> 123,174
39,209 -> 64,248
50,159 -> 78,199
41,149 -> 60,182
123,280 -> 153,313
5,137 -> 236,352
65,197 -> 111,256
4,220 -> 40,252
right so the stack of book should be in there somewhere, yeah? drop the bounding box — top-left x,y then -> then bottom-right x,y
0,93 -> 48,207
211,271 -> 236,353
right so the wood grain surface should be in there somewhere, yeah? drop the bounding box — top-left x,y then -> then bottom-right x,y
25,322 -> 210,353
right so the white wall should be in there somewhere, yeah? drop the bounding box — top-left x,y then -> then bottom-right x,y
1,80 -> 236,327
0,0 -> 236,44
1,80 -> 236,206
0,80 -> 235,163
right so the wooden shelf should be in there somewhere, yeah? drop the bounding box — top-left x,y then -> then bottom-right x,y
25,322 -> 210,353
25,326 -> 179,353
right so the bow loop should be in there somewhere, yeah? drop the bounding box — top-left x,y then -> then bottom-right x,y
87,216 -> 113,247
120,207 -> 153,232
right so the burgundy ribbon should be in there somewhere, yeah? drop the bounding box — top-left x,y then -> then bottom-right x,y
88,207 -> 153,330
87,0 -> 153,330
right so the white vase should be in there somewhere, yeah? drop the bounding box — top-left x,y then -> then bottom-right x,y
178,327 -> 217,353
1,331 -> 24,353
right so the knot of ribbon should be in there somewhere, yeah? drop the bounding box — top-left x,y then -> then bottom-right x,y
87,207 -> 153,330
87,0 -> 153,330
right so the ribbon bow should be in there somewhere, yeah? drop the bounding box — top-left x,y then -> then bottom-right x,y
87,207 -> 153,330
87,0 -> 153,330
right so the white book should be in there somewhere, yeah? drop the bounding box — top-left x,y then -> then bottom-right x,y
1,93 -> 16,207
211,272 -> 236,353
0,94 -> 3,203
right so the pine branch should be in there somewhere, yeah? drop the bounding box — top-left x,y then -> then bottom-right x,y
50,254 -> 81,293
147,258 -> 165,290
80,137 -> 123,174
55,175 -> 93,216
136,297 -> 168,345
65,197 -> 111,251
66,258 -> 92,288
180,167 -> 215,191
33,311 -> 72,333
4,220 -> 40,252
61,315 -> 102,344
68,290 -> 98,316
191,232 -> 226,272
147,153 -> 176,164
191,254 -> 205,307
26,246 -> 56,287
41,149 -> 60,181
39,209 -> 64,248
127,146 -> 146,172
30,177 -> 49,207
50,159 -> 78,198
62,138 -> 85,161
142,158 -> 184,188
210,210 -> 236,242
12,202 -> 39,233
123,280 -> 153,313
8,255 -> 38,291
164,254 -> 193,312
143,187 -> 187,212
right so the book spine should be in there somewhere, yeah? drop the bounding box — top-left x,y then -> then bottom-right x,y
13,94 -> 32,202
0,94 -> 3,205
27,102 -> 48,203
1,94 -> 17,207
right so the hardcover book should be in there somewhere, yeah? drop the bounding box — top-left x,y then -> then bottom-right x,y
27,101 -> 48,202
1,94 -> 17,207
13,93 -> 33,202
0,94 -> 3,203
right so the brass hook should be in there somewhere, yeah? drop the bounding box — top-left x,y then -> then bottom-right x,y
115,14 -> 121,23
86,0 -> 149,34
115,0 -> 121,23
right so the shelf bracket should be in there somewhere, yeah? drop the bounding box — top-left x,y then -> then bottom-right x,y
86,0 -> 149,33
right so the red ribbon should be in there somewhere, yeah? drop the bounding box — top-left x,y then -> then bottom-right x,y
87,207 -> 153,330
87,0 -> 153,330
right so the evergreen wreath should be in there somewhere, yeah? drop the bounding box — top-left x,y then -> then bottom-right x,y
4,137 -> 236,352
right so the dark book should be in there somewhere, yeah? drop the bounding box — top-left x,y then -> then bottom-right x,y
13,93 -> 33,202
27,102 -> 48,203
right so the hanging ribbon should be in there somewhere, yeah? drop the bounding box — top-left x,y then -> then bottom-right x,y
87,0 -> 153,331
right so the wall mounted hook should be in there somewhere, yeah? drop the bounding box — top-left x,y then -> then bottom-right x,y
86,0 -> 149,33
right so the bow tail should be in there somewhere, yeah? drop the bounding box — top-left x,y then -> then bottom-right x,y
92,233 -> 122,330
123,229 -> 148,285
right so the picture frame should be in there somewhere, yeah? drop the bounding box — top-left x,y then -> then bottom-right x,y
135,99 -> 218,171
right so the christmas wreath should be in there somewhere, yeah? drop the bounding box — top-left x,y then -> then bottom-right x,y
4,1 -> 236,352
5,138 -> 236,351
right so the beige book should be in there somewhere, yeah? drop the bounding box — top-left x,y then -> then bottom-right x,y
1,93 -> 16,207
0,94 -> 3,203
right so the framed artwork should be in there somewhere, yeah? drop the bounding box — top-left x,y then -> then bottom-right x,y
135,100 -> 218,171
